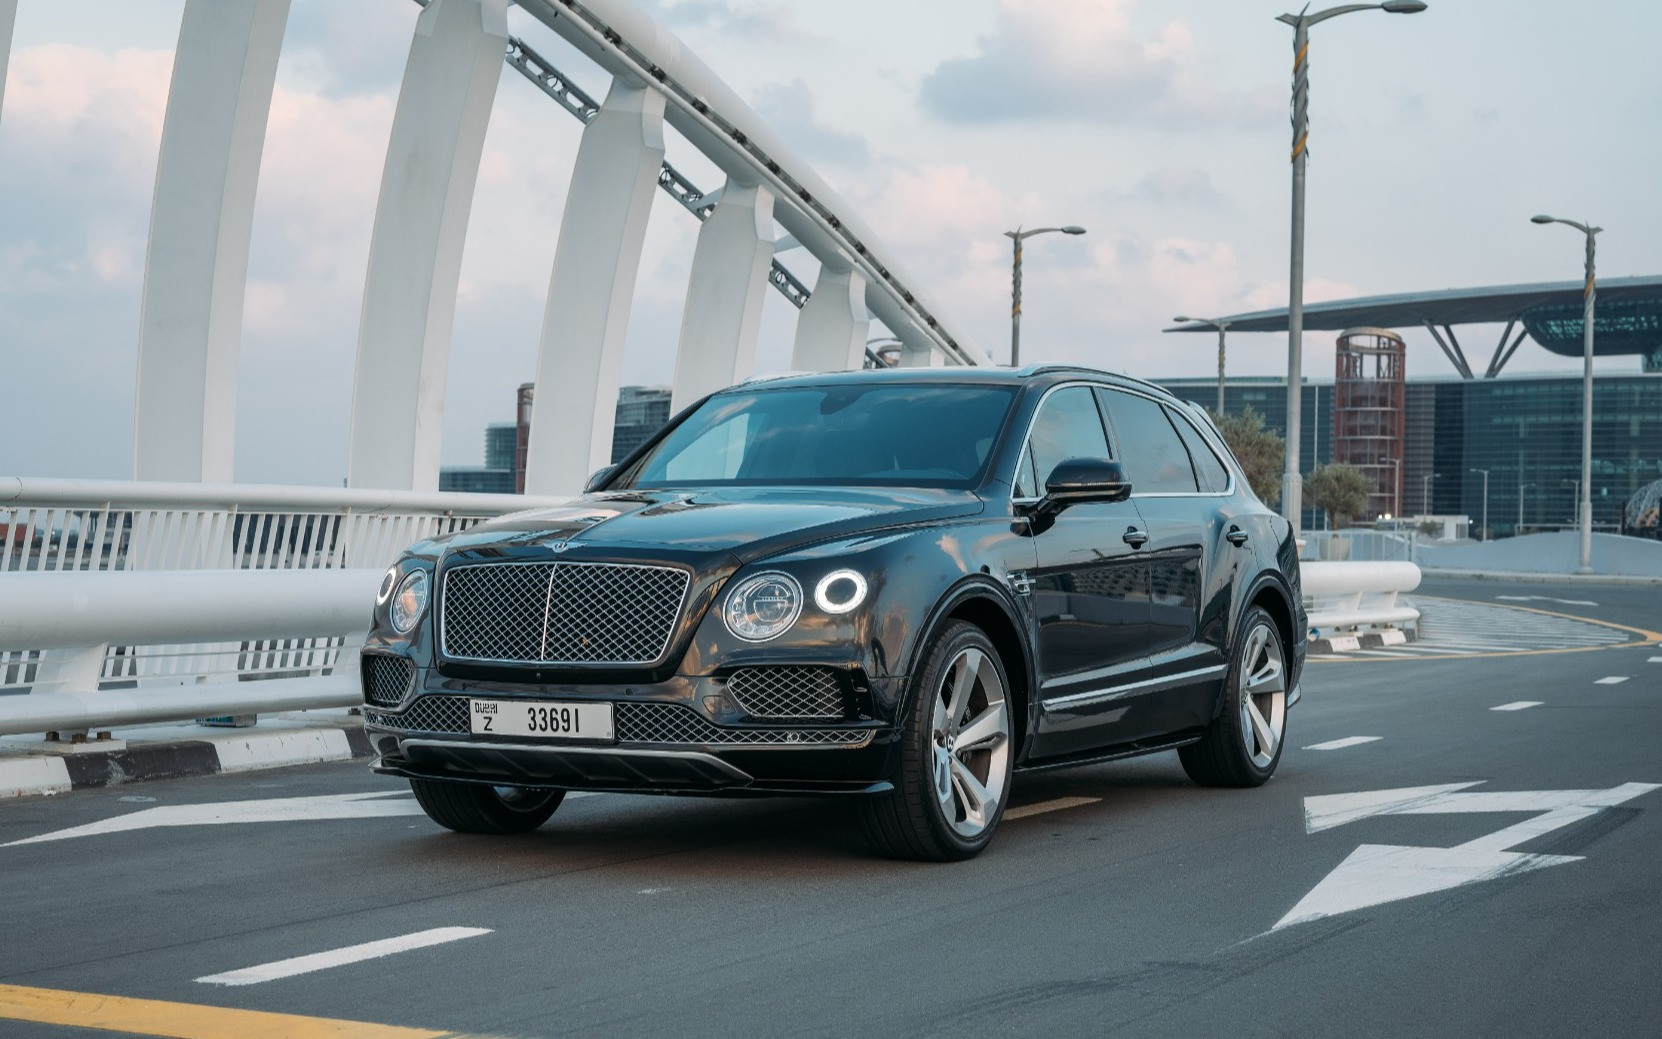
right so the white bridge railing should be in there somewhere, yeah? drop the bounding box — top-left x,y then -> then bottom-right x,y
0,478 -> 565,737
2,480 -> 1424,738
1302,560 -> 1422,637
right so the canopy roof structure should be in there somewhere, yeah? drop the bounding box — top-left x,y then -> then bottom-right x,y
1165,275 -> 1662,378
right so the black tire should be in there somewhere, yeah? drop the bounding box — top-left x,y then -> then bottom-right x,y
858,621 -> 1014,862
409,778 -> 565,834
1180,605 -> 1288,788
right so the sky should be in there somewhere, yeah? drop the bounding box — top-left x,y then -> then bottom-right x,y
2,0 -> 1660,486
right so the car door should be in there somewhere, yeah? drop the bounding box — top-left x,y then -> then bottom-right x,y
1094,388 -> 1227,736
1016,384 -> 1153,760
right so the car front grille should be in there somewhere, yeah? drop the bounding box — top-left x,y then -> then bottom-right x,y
366,695 -> 869,747
726,666 -> 843,719
440,561 -> 691,666
361,655 -> 415,708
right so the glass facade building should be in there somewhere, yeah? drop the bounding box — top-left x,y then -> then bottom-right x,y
1158,372 -> 1662,537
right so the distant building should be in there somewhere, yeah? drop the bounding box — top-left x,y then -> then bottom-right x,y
440,384 -> 676,493
1158,371 -> 1662,536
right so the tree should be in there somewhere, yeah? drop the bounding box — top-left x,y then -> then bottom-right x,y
1304,463 -> 1373,530
1212,407 -> 1283,505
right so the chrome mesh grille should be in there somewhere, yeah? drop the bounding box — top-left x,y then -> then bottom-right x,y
361,655 -> 415,708
727,666 -> 843,719
366,695 -> 868,746
441,562 -> 691,665
366,695 -> 469,734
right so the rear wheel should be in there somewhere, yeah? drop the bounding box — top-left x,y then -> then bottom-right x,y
859,621 -> 1013,861
1179,605 -> 1287,787
410,778 -> 565,834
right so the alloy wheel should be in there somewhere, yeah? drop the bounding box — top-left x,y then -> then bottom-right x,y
929,646 -> 1012,838
1237,621 -> 1287,769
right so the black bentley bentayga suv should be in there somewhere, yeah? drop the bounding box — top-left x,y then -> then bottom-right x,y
361,366 -> 1304,860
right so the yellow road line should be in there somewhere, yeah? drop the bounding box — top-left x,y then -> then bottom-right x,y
1004,796 -> 1100,820
0,983 -> 481,1039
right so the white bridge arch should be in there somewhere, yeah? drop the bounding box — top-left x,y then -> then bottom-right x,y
1,0 -> 987,495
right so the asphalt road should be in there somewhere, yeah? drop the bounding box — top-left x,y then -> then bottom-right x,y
1,579 -> 1659,1038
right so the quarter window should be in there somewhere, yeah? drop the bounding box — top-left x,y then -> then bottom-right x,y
1018,386 -> 1111,497
1166,407 -> 1230,492
1097,389 -> 1198,494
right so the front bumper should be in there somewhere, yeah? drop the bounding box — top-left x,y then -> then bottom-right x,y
363,683 -> 901,796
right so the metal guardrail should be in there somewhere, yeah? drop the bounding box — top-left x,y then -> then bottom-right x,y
1302,560 -> 1422,635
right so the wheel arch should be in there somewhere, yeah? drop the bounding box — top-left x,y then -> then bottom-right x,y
908,577 -> 1034,759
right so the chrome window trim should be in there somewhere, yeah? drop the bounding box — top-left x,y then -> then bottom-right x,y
1040,664 -> 1228,712
438,559 -> 693,667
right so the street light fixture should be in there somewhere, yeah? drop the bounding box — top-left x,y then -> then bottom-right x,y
1532,213 -> 1602,573
1421,471 -> 1440,516
1275,1 -> 1427,536
1173,315 -> 1234,415
1469,467 -> 1490,541
1384,457 -> 1401,519
1005,225 -> 1086,366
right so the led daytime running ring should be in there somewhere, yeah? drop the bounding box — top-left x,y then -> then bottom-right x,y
813,569 -> 868,615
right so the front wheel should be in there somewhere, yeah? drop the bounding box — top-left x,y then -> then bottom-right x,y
410,779 -> 565,834
1179,605 -> 1288,787
858,621 -> 1014,861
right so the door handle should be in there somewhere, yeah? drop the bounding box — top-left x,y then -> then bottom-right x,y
1122,527 -> 1149,548
1226,526 -> 1249,546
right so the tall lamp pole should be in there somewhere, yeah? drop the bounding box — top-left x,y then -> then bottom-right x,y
1532,214 -> 1601,573
1518,482 -> 1535,534
1421,472 -> 1440,515
1385,457 -> 1401,518
1174,315 -> 1234,415
1005,225 -> 1086,366
1276,1 -> 1426,535
1469,467 -> 1490,541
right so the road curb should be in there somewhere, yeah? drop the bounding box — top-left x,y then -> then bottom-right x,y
1420,568 -> 1662,586
0,724 -> 372,798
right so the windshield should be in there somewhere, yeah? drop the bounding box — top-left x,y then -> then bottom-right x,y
613,383 -> 1017,490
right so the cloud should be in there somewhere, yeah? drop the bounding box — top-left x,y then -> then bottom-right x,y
749,80 -> 869,168
647,0 -> 811,43
919,0 -> 1275,128
1107,166 -> 1231,209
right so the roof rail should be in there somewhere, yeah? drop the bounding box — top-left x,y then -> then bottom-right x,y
1017,364 -> 1169,395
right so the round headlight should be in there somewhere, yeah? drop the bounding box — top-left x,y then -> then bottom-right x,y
813,569 -> 868,615
723,571 -> 803,642
390,569 -> 429,634
376,565 -> 399,604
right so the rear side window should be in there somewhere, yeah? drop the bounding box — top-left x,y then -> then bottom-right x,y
1016,385 -> 1111,497
1165,407 -> 1230,492
1096,389 -> 1198,494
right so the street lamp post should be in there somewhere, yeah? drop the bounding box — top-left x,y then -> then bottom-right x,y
1005,225 -> 1086,366
1173,315 -> 1233,415
1517,482 -> 1535,534
1384,457 -> 1401,518
1276,1 -> 1426,535
1470,467 -> 1490,541
1421,471 -> 1440,516
1531,214 -> 1601,573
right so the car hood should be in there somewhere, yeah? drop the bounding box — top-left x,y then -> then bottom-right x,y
439,486 -> 986,566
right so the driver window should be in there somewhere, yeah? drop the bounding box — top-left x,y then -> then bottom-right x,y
1019,386 -> 1111,497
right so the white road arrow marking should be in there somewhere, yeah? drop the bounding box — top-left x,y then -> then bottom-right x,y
1278,782 -> 1660,931
1,791 -> 425,847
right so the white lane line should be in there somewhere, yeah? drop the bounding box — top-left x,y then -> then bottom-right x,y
196,927 -> 491,986
1303,737 -> 1382,751
1594,676 -> 1630,685
1491,701 -> 1543,712
1650,656 -> 1662,663
1004,796 -> 1101,820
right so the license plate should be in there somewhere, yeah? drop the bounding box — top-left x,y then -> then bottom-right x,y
469,699 -> 614,741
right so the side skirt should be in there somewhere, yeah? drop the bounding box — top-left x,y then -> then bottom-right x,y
1015,731 -> 1203,775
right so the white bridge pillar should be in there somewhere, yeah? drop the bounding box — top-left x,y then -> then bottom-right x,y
669,180 -> 775,413
524,80 -> 665,495
0,0 -> 17,122
132,0 -> 291,483
791,265 -> 869,373
347,0 -> 508,491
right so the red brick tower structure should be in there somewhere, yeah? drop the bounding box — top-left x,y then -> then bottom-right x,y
1334,328 -> 1406,520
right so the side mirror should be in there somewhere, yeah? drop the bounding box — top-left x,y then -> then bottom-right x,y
583,465 -> 617,493
1030,457 -> 1132,517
